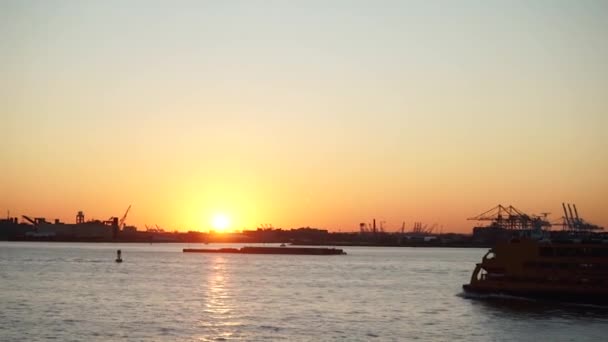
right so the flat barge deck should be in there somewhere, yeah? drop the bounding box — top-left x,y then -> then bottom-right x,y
183,246 -> 346,255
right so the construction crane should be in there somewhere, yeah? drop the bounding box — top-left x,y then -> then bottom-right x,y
561,203 -> 603,231
562,203 -> 572,228
119,205 -> 131,229
573,204 -> 580,221
468,204 -> 550,230
22,215 -> 37,225
411,222 -> 434,234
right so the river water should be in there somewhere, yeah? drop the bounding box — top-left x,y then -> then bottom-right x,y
1,242 -> 607,341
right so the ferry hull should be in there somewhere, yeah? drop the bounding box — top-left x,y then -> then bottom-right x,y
463,283 -> 608,305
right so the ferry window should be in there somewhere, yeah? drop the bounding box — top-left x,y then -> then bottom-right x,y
539,247 -> 553,257
483,251 -> 496,260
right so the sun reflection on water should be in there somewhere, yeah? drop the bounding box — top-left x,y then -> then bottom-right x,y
197,256 -> 242,341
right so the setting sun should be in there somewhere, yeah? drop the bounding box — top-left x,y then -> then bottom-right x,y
211,214 -> 231,232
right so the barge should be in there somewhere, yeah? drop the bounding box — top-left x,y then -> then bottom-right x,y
183,246 -> 346,255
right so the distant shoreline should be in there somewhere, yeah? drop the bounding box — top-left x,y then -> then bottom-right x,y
0,238 -> 490,248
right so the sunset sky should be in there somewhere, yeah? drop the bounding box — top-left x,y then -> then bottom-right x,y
2,1 -> 607,233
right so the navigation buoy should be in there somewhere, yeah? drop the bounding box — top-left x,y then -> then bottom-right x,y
115,249 -> 123,263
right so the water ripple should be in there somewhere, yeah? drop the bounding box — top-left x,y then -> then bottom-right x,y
1,242 -> 608,341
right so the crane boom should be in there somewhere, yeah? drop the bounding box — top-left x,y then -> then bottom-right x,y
119,205 -> 131,228
567,204 -> 576,227
562,203 -> 572,228
573,204 -> 580,221
22,215 -> 37,225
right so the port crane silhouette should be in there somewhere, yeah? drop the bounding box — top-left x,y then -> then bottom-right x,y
119,205 -> 131,229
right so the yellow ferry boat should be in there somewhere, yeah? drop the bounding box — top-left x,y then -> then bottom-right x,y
463,204 -> 607,304
463,238 -> 608,303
